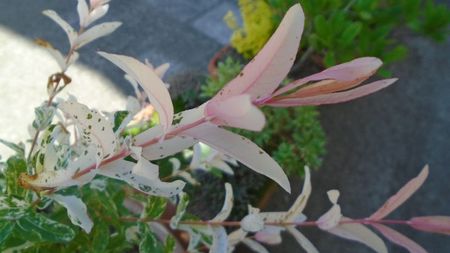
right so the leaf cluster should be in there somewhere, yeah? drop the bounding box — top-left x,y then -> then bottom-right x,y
201,57 -> 326,177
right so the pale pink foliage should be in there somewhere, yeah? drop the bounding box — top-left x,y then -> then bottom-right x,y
370,165 -> 429,220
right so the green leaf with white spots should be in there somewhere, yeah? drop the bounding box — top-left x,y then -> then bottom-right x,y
0,199 -> 27,221
16,212 -> 75,243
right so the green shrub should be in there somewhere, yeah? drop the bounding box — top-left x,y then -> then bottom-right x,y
228,0 -> 450,75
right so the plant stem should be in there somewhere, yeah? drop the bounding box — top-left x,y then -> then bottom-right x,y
118,216 -> 410,228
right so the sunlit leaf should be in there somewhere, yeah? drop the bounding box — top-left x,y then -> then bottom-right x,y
213,4 -> 304,102
99,52 -> 173,132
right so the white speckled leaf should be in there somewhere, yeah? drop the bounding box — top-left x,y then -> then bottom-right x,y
59,101 -> 117,162
75,22 -> 121,49
52,194 -> 93,233
99,159 -> 185,197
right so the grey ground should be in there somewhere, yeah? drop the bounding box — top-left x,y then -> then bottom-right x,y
0,0 -> 449,252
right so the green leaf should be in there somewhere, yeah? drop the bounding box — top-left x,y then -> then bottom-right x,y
16,212 -> 75,243
4,156 -> 27,197
0,222 -> 15,244
91,222 -> 110,253
323,51 -> 336,67
0,139 -> 25,158
143,196 -> 167,219
113,111 -> 129,132
339,22 -> 362,47
0,196 -> 28,221
32,105 -> 56,130
170,192 -> 189,229
138,223 -> 163,253
163,235 -> 176,253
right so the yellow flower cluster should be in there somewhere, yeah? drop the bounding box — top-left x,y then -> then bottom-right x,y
224,0 -> 275,59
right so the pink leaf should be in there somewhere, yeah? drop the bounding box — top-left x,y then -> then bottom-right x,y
273,57 -> 383,97
328,218 -> 388,253
99,52 -> 174,132
182,123 -> 291,193
370,165 -> 429,220
206,94 -> 266,131
372,224 -> 428,253
267,78 -> 397,107
213,4 -> 304,102
409,216 -> 450,236
76,22 -> 121,49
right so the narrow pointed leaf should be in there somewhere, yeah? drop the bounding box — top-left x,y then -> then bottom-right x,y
99,52 -> 174,132
370,165 -> 429,220
212,183 -> 234,222
210,226 -> 228,253
409,216 -> 450,235
75,22 -> 121,49
285,166 -> 311,221
77,0 -> 89,27
0,222 -> 14,244
213,4 -> 304,102
141,136 -> 197,160
268,79 -> 397,107
274,57 -> 383,97
242,238 -> 270,253
328,218 -> 388,253
42,10 -> 77,47
182,123 -> 290,193
287,227 -> 319,253
372,224 -> 427,253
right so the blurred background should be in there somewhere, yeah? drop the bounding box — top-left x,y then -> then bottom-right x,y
0,0 -> 449,252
